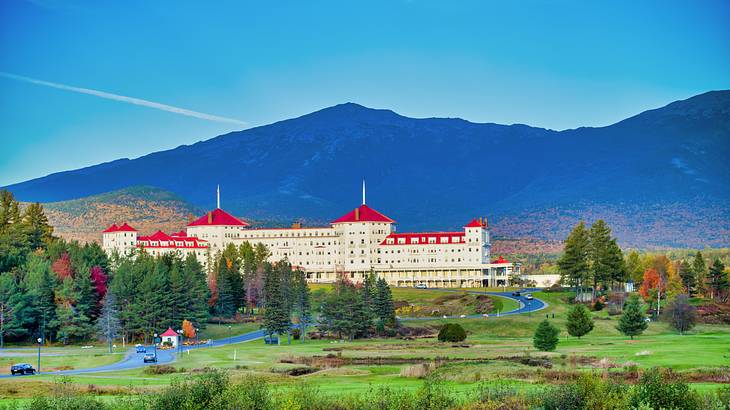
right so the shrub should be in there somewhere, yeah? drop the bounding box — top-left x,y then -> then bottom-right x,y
143,365 -> 177,375
592,299 -> 605,311
210,375 -> 273,410
438,323 -> 467,342
629,368 -> 702,410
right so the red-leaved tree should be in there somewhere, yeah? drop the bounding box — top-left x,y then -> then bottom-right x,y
51,252 -> 74,280
90,266 -> 108,299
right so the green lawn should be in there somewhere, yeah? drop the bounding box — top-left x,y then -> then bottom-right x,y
198,323 -> 261,340
2,290 -> 728,401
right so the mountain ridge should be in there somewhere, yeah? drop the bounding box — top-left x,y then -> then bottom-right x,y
5,90 -> 730,248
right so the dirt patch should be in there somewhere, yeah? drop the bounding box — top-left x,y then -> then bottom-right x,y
496,355 -> 553,369
285,355 -> 491,368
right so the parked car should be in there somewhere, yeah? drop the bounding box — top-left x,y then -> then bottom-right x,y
135,345 -> 146,353
525,294 -> 534,300
511,291 -> 521,297
11,363 -> 36,376
415,283 -> 427,289
143,353 -> 157,363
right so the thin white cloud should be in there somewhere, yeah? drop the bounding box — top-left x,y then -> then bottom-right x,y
0,71 -> 247,126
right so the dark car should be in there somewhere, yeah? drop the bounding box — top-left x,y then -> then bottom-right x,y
511,291 -> 521,297
135,345 -> 146,353
143,353 -> 157,363
11,363 -> 36,376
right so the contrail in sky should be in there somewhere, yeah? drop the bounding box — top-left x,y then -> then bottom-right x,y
0,71 -> 248,126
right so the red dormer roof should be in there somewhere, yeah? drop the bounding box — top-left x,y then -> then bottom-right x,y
465,218 -> 487,228
332,204 -> 395,224
147,230 -> 174,241
160,327 -> 178,337
103,223 -> 119,233
187,208 -> 249,227
170,230 -> 187,237
492,256 -> 509,264
117,223 -> 137,232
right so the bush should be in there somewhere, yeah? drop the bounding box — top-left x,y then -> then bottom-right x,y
629,368 -> 702,410
438,323 -> 467,342
592,299 -> 605,311
143,365 -> 177,375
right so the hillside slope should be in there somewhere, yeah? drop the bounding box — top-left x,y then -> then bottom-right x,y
6,91 -> 730,248
33,186 -> 204,243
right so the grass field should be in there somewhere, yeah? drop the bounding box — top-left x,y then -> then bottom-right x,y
3,290 -> 729,402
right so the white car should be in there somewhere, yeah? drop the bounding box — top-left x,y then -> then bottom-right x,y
525,294 -> 534,301
459,314 -> 466,318
415,283 -> 427,289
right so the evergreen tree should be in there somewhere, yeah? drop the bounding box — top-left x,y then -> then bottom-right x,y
588,219 -> 612,297
55,277 -> 92,344
262,263 -> 291,343
319,275 -> 363,340
374,277 -> 396,327
360,270 -> 377,317
533,319 -> 559,351
292,269 -> 311,343
692,251 -> 707,296
617,295 -> 648,339
566,304 -> 594,338
707,259 -> 728,301
221,244 -> 245,311
97,291 -> 121,352
182,253 -> 210,326
557,222 -> 590,300
22,255 -> 58,341
0,273 -> 21,347
678,260 -> 696,296
74,268 -> 99,325
213,257 -> 237,317
21,202 -> 54,250
605,239 -> 627,288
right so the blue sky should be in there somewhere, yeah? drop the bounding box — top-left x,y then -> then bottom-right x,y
1,0 -> 728,186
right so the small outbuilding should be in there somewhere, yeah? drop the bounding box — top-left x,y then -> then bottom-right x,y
160,327 -> 179,348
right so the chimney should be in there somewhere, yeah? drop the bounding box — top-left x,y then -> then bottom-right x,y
484,217 -> 488,227
354,207 -> 360,221
208,212 -> 213,224
292,222 -> 302,229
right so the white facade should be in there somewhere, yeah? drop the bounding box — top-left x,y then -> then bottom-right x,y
103,203 -> 518,288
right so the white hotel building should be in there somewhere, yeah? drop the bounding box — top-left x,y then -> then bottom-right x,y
102,196 -> 517,288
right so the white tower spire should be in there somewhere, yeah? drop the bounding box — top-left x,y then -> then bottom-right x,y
216,184 -> 220,209
362,179 -> 366,205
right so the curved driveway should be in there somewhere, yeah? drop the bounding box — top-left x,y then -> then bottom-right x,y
3,289 -> 546,377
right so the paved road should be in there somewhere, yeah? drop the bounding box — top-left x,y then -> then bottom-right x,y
3,288 -> 546,377
398,287 -> 547,321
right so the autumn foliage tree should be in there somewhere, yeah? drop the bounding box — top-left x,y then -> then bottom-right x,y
51,252 -> 74,280
90,265 -> 108,299
182,319 -> 196,339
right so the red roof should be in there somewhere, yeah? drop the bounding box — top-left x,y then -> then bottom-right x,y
380,232 -> 465,246
332,204 -> 395,224
187,208 -> 249,227
161,327 -> 178,337
137,230 -> 208,249
492,256 -> 509,264
102,223 -> 119,233
103,223 -> 137,233
465,218 -> 487,228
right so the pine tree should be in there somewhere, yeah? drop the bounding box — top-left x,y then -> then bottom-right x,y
262,263 -> 291,343
558,222 -> 590,300
56,277 -> 92,344
533,319 -> 559,351
707,259 -> 728,301
566,304 -> 594,338
22,255 -> 58,341
588,219 -> 612,297
678,260 -> 696,296
97,291 -> 121,352
21,202 -> 54,250
361,270 -> 377,316
617,295 -> 648,339
692,251 -> 707,296
374,277 -> 396,327
293,269 -> 311,343
183,253 -> 210,327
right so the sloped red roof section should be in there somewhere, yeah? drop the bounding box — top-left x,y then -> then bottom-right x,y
117,223 -> 137,232
187,208 -> 249,227
102,224 -> 119,233
492,256 -> 509,264
160,327 -> 178,337
332,204 -> 395,224
464,218 -> 487,228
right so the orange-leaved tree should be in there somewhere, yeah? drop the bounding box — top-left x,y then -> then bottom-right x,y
182,319 -> 196,339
